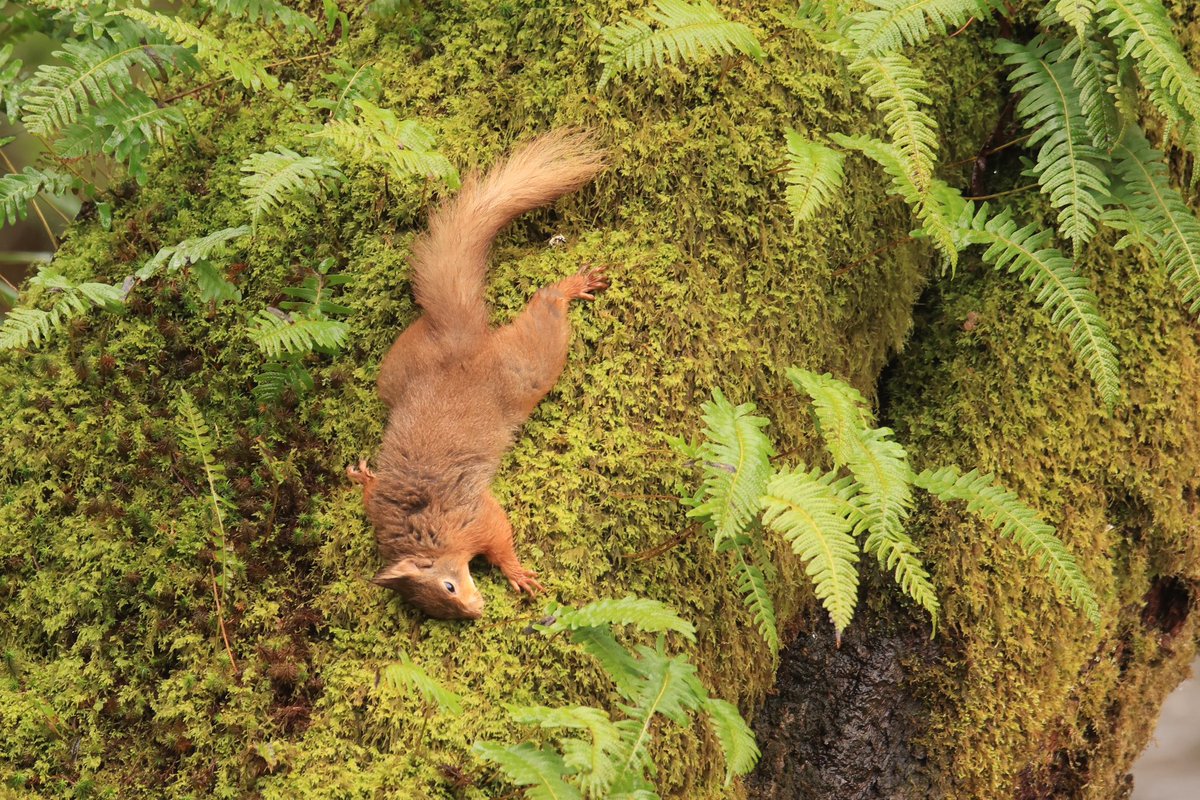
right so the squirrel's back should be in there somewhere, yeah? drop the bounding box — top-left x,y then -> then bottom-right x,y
408,129 -> 606,332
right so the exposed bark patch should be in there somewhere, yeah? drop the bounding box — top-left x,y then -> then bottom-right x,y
747,614 -> 939,800
1140,576 -> 1191,639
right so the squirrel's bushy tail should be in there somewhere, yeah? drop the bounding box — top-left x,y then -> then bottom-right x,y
410,129 -> 606,331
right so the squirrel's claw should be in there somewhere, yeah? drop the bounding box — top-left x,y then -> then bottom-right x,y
565,263 -> 609,301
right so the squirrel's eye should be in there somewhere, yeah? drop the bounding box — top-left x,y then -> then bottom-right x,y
443,581 -> 456,594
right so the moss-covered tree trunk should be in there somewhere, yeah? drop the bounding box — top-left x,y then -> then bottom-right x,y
1,2 -> 1197,798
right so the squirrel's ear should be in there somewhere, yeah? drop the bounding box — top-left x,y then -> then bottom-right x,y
372,557 -> 434,589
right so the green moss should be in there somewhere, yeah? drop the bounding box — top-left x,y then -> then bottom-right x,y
0,2 -> 1021,798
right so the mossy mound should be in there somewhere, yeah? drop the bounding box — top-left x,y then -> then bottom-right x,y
0,3 -> 1001,797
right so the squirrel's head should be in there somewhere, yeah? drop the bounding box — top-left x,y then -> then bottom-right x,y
372,555 -> 484,620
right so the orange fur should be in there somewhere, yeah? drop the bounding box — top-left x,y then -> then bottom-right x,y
348,131 -> 608,620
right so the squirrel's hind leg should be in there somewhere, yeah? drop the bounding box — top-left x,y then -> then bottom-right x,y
493,264 -> 607,420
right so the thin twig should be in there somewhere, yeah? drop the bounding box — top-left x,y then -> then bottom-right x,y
620,524 -> 702,562
962,182 -> 1038,201
0,149 -> 58,247
833,234 -> 914,278
209,565 -> 239,673
945,132 -> 1033,169
162,49 -> 336,103
950,17 -> 976,37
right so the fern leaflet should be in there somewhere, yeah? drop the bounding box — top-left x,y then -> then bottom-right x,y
117,8 -> 278,91
175,389 -> 238,587
596,0 -> 764,88
1105,128 -> 1200,318
687,387 -> 774,550
0,166 -> 76,227
914,466 -> 1101,625
239,147 -> 344,227
783,130 -> 846,228
850,51 -> 939,191
1054,0 -> 1097,34
726,546 -> 780,653
507,705 -> 623,797
474,742 -> 580,800
843,0 -> 996,55
997,36 -> 1111,255
703,697 -> 759,787
547,596 -> 696,641
957,201 -> 1120,406
760,466 -> 861,636
307,58 -> 381,121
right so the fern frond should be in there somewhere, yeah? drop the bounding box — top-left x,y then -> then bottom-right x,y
507,705 -> 622,797
914,465 -> 1101,625
850,51 -> 938,191
784,367 -> 875,459
702,697 -> 759,786
175,388 -> 234,584
247,310 -> 349,358
596,0 -> 764,89
1097,0 -> 1200,145
203,0 -> 319,36
56,94 -> 186,185
859,510 -> 940,624
1062,32 -> 1126,149
19,29 -> 171,137
957,202 -> 1120,406
760,466 -> 861,635
308,58 -> 381,121
136,226 -> 251,280
1106,127 -> 1200,318
314,100 -> 459,188
0,166 -> 75,226
726,546 -> 780,652
783,130 -> 846,228
843,0 -> 996,55
548,597 -> 696,641
381,651 -> 463,713
117,8 -> 278,91
474,742 -> 581,800
687,387 -> 775,550
0,269 -> 123,350
253,361 -> 314,403
239,147 -> 344,227
617,647 -> 704,776
192,261 -> 241,304
563,627 -> 646,701
0,43 -> 24,119
830,133 -> 959,268
997,36 -> 1111,255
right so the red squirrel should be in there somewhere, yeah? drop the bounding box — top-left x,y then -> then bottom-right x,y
347,130 -> 607,620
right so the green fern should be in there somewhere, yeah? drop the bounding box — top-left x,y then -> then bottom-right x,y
247,310 -> 349,358
307,58 -> 381,121
760,466 -> 861,636
19,25 -> 192,137
56,94 -> 185,185
252,361 -> 314,403
997,36 -> 1111,255
203,0 -> 319,36
787,368 -> 940,625
850,51 -> 939,191
117,8 -> 278,91
1062,32 -> 1127,150
483,599 -> 758,797
0,166 -> 76,227
595,0 -> 764,89
0,269 -> 124,351
1096,0 -> 1200,148
314,100 -> 459,188
135,226 -> 252,281
175,389 -> 238,587
830,133 -> 959,268
687,388 -> 774,550
1105,127 -> 1200,318
0,43 -> 24,119
783,130 -> 846,228
381,651 -> 463,714
239,146 -> 344,227
843,0 -> 996,56
956,201 -> 1120,407
914,466 -> 1101,626
725,547 -> 780,653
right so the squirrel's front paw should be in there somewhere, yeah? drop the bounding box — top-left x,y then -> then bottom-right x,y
565,263 -> 609,301
346,459 -> 376,486
505,566 -> 545,596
